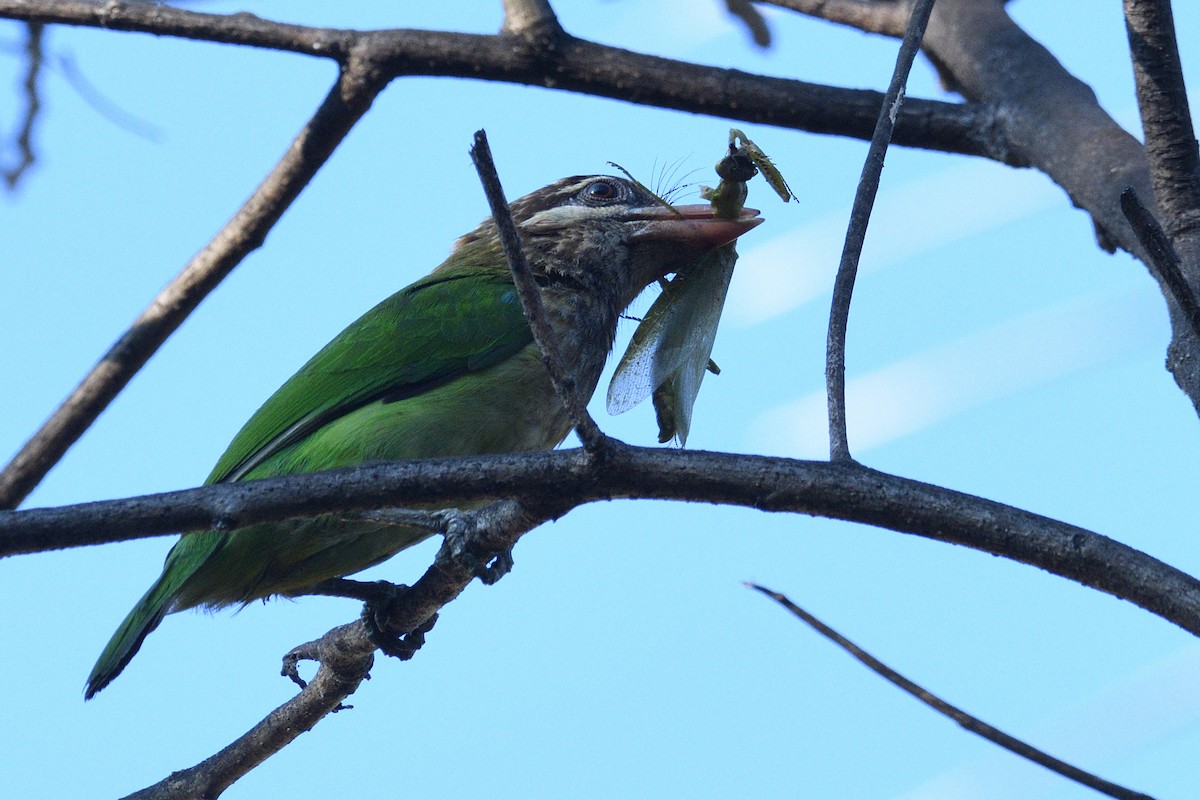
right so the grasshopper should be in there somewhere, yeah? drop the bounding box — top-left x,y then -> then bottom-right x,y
607,129 -> 793,444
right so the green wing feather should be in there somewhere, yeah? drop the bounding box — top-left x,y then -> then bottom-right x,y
85,264 -> 531,699
207,265 -> 532,484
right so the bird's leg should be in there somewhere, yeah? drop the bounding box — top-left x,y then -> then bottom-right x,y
362,590 -> 438,661
300,577 -> 401,602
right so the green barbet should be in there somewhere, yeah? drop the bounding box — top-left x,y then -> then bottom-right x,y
85,174 -> 762,698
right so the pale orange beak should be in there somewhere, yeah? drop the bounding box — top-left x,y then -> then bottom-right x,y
631,204 -> 763,248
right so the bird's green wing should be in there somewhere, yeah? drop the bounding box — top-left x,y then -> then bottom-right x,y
206,266 -> 531,484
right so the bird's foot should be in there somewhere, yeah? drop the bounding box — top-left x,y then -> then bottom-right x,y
358,582 -> 439,660
437,508 -> 514,585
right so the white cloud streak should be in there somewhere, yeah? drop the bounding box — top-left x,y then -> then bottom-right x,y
744,287 -> 1163,457
728,160 -> 1064,326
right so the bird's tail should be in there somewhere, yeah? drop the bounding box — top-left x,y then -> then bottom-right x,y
85,578 -> 175,700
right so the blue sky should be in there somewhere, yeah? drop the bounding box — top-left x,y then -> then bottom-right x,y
3,2 -> 1199,798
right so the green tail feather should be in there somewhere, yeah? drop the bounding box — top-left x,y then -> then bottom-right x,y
85,579 -> 174,700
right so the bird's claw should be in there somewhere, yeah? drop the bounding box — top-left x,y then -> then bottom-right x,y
438,510 -> 515,585
475,547 -> 514,584
360,583 -> 438,660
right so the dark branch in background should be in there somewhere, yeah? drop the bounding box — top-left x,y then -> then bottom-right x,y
0,56 -> 390,510
6,446 -> 1200,643
2,21 -> 42,189
469,129 -> 607,450
746,584 -> 1156,800
124,499 -> 543,800
825,0 -> 936,461
1120,187 -> 1200,341
0,1 -> 1001,158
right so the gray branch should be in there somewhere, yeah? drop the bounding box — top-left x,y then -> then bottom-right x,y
4,445 -> 1200,640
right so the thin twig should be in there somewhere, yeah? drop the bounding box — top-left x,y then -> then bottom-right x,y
2,21 -> 43,190
746,584 -> 1156,800
0,58 -> 389,510
1120,187 -> 1200,341
825,0 -> 936,461
468,129 -> 607,450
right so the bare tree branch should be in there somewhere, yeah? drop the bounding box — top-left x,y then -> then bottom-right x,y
4,446 -> 1200,640
0,0 -> 1001,160
0,54 -> 390,509
826,0 -> 936,462
747,584 -> 1156,800
469,129 -> 607,450
0,0 -> 1004,509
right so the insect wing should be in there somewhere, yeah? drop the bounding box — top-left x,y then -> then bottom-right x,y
649,245 -> 737,444
607,279 -> 686,414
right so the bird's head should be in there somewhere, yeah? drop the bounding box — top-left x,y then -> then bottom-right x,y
452,175 -> 763,308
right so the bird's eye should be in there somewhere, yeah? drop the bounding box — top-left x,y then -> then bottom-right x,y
581,179 -> 622,205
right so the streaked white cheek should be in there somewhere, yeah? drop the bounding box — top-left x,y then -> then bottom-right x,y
521,205 -> 625,234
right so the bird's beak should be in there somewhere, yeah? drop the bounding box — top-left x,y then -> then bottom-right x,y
631,204 -> 764,248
